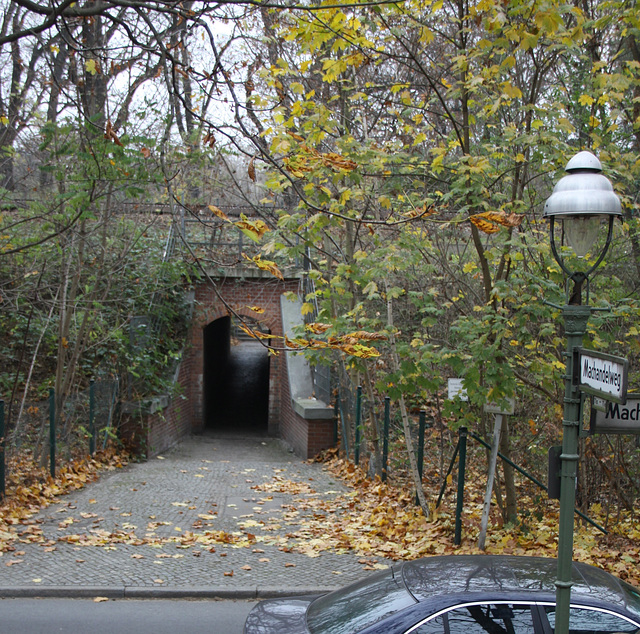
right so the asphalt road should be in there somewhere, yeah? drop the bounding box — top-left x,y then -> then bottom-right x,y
0,598 -> 257,633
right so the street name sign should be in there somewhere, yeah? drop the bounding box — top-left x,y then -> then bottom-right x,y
575,348 -> 628,404
590,394 -> 640,435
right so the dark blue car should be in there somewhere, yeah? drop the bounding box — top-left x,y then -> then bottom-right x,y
244,555 -> 640,633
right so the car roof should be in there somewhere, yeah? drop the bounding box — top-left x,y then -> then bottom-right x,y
401,555 -> 638,613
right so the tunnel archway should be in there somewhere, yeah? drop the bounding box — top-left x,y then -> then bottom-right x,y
203,315 -> 270,433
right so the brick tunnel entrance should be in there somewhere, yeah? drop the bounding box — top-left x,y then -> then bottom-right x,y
122,275 -> 337,458
203,315 -> 271,433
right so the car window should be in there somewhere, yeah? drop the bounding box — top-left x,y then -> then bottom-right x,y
408,603 -> 536,633
543,606 -> 640,633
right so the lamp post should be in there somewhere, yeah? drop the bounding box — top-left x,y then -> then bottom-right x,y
544,150 -> 621,634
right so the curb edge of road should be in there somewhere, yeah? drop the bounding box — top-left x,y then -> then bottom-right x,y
0,586 -> 338,600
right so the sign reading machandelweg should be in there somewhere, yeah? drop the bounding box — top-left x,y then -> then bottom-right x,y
575,348 -> 628,405
590,395 -> 640,435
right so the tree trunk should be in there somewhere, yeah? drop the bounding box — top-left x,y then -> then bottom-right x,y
499,417 -> 517,524
386,290 -> 431,516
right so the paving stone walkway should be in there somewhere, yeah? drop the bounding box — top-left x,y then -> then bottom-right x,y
0,432 -> 390,599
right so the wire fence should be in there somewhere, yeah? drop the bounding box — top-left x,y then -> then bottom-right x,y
331,379 -> 639,546
0,379 -> 119,500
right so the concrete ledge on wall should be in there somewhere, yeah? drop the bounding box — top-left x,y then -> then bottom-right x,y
293,398 -> 333,420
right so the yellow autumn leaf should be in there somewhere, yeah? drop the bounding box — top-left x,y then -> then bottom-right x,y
85,59 -> 99,75
470,216 -> 500,234
241,254 -> 283,280
320,152 -> 357,172
238,323 -> 276,340
305,322 -> 332,334
342,330 -> 387,342
283,155 -> 312,178
336,343 -> 380,358
235,217 -> 269,242
470,211 -> 523,234
209,205 -> 229,221
501,81 -> 522,99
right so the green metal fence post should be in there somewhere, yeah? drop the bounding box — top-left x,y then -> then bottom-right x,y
0,399 -> 5,501
416,410 -> 426,505
454,426 -> 468,545
382,396 -> 390,482
354,385 -> 362,465
89,379 -> 96,455
49,388 -> 55,479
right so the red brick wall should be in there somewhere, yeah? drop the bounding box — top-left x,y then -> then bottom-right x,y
146,356 -> 193,456
119,353 -> 194,458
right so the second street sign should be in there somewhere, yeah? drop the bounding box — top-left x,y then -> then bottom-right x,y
575,348 -> 628,405
590,395 -> 640,435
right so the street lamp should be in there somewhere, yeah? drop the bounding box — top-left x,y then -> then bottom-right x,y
544,150 -> 621,634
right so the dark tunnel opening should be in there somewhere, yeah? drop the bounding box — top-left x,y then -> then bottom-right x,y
203,316 -> 270,433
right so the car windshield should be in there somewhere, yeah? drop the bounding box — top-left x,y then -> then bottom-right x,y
306,567 -> 416,634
